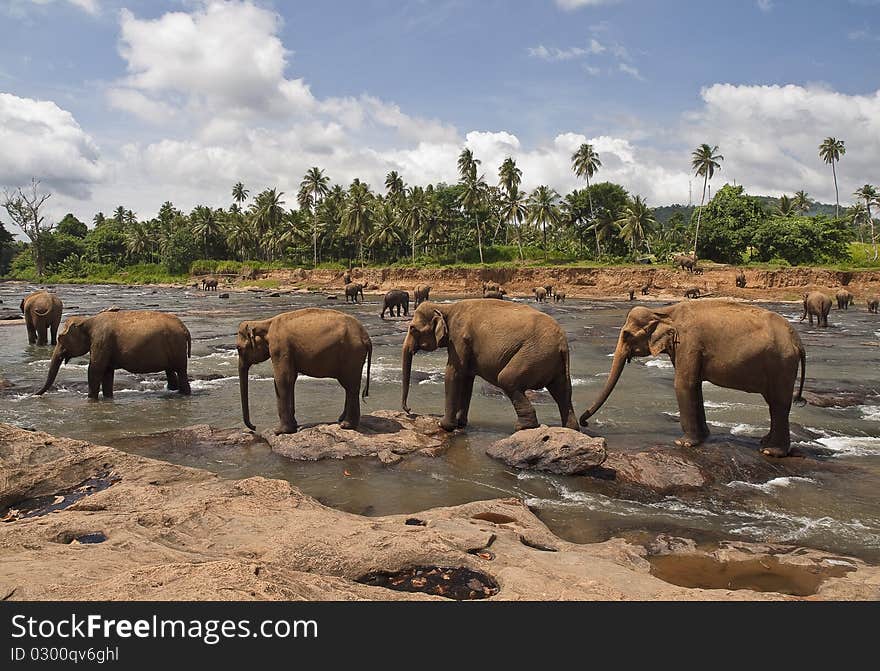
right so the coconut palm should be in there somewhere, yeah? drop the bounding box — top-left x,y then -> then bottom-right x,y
571,143 -> 602,254
690,143 -> 723,257
499,157 -> 522,196
527,185 -> 561,254
300,167 -> 330,268
855,184 -> 878,260
225,211 -> 253,261
384,171 -> 405,207
342,181 -> 374,265
793,190 -> 812,215
232,182 -> 249,208
819,137 -> 846,219
113,206 -> 126,227
123,223 -> 149,263
617,196 -> 656,254
249,189 -> 285,259
401,186 -> 430,263
457,147 -> 480,179
588,207 -> 619,252
499,186 -> 528,261
458,148 -> 487,264
368,201 -> 403,259
776,194 -> 795,217
191,205 -> 222,258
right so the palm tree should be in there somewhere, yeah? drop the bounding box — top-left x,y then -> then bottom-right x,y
342,181 -> 374,265
776,194 -> 795,217
368,201 -> 403,259
690,143 -> 724,257
499,157 -> 522,196
855,184 -> 878,260
232,182 -> 249,208
300,167 -> 330,268
93,212 -> 106,228
499,187 -> 528,261
793,190 -> 812,215
458,148 -> 487,263
818,137 -> 846,219
384,171 -> 405,207
249,189 -> 285,260
113,206 -> 126,227
616,196 -> 656,255
571,143 -> 602,254
191,205 -> 222,258
588,207 -> 619,252
123,223 -> 148,263
401,186 -> 430,263
224,211 -> 253,261
527,186 -> 561,254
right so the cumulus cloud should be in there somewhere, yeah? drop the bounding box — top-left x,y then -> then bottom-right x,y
0,93 -> 103,200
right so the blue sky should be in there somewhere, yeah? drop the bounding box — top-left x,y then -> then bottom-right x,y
1,0 -> 878,222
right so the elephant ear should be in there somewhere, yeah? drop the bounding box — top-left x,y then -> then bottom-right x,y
648,319 -> 677,357
432,309 -> 448,346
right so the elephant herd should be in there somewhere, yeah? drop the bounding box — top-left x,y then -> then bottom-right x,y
801,289 -> 879,327
25,278 -> 878,459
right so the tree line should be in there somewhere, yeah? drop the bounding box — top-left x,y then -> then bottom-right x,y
1,138 -> 877,280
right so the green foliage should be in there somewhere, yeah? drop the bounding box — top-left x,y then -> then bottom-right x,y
750,216 -> 851,265
43,232 -> 86,268
84,224 -> 126,264
848,243 -> 880,268
56,213 -> 88,238
696,184 -> 767,264
163,226 -> 200,274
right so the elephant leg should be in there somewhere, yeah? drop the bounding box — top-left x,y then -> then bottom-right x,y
339,377 -> 361,430
26,320 -> 37,345
36,324 -> 48,347
166,369 -> 180,391
87,363 -> 103,400
497,360 -> 539,431
50,318 -> 60,346
176,365 -> 191,395
272,360 -> 298,435
101,368 -> 115,399
695,383 -> 710,440
439,364 -> 463,432
761,392 -> 792,457
673,369 -> 705,448
455,375 -> 475,428
547,375 -> 578,430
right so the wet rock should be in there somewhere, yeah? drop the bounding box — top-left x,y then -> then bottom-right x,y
218,293 -> 230,299
326,295 -> 338,300
0,309 -> 22,321
377,449 -> 402,466
802,389 -> 879,409
487,427 -> 607,475
264,411 -> 451,462
604,450 -> 707,490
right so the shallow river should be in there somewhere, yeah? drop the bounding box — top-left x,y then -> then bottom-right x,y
2,283 -> 879,561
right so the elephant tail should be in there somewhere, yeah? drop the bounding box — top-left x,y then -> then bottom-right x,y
186,330 -> 192,358
362,339 -> 372,400
794,346 -> 806,406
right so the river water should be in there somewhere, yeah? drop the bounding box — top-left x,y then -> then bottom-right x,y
2,283 -> 879,561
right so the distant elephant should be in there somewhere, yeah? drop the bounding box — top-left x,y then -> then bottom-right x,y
867,298 -> 878,314
684,287 -> 701,299
554,291 -> 566,303
735,271 -> 747,288
543,284 -> 554,298
835,289 -> 854,310
673,254 -> 697,273
20,291 -> 63,346
628,289 -> 636,301
533,287 -> 548,303
801,291 -> 832,327
581,300 -> 806,457
693,265 -> 704,276
484,290 -> 506,300
343,270 -> 352,285
35,310 -> 192,399
482,282 -> 500,296
237,308 -> 372,434
414,284 -> 431,307
641,284 -> 651,296
381,290 -> 410,318
201,278 -> 219,291
401,300 -> 578,432
344,282 -> 365,303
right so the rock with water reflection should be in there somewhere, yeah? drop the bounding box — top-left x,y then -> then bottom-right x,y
264,411 -> 452,463
487,427 -> 607,475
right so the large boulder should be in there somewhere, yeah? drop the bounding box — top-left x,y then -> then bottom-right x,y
265,411 -> 451,462
486,427 -> 607,475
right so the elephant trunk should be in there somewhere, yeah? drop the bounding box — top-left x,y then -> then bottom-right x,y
580,346 -> 627,426
401,332 -> 416,413
34,350 -> 63,395
239,360 -> 256,431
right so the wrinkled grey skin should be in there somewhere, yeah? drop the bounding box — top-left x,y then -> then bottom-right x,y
381,290 -> 410,319
801,291 -> 832,327
20,291 -> 63,346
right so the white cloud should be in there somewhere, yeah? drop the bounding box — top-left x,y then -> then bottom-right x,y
0,93 -> 104,201
757,0 -> 773,11
8,0 -> 99,16
528,39 -> 604,61
618,63 -> 644,80
555,0 -> 620,9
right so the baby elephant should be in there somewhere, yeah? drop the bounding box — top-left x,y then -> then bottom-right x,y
868,298 -> 879,314
237,308 -> 372,434
801,291 -> 832,327
381,290 -> 410,319
35,310 -> 192,399
344,282 -> 365,303
533,287 -> 548,303
414,284 -> 431,307
684,287 -> 701,299
735,271 -> 747,288
835,289 -> 854,310
202,278 -> 219,291
20,290 -> 63,346
554,291 -> 566,303
484,290 -> 506,300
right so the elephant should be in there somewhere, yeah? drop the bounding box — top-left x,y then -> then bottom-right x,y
641,284 -> 651,296
684,287 -> 701,299
673,254 -> 697,273
237,308 -> 372,434
343,270 -> 352,285
35,310 -> 192,399
201,278 -> 219,291
381,290 -> 410,319
835,289 -> 854,310
414,284 -> 431,307
401,300 -> 578,433
628,289 -> 636,301
735,271 -> 747,289
484,290 -> 506,300
533,287 -> 548,303
482,282 -> 500,296
20,291 -> 63,346
554,291 -> 566,303
801,291 -> 832,327
344,282 -> 365,303
868,298 -> 878,314
543,284 -> 554,298
580,300 -> 807,457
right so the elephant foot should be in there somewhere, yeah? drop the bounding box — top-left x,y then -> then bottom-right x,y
674,434 -> 705,448
514,418 -> 540,432
274,423 -> 299,435
438,418 -> 459,432
456,416 -> 468,429
761,445 -> 790,458
339,420 -> 358,430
